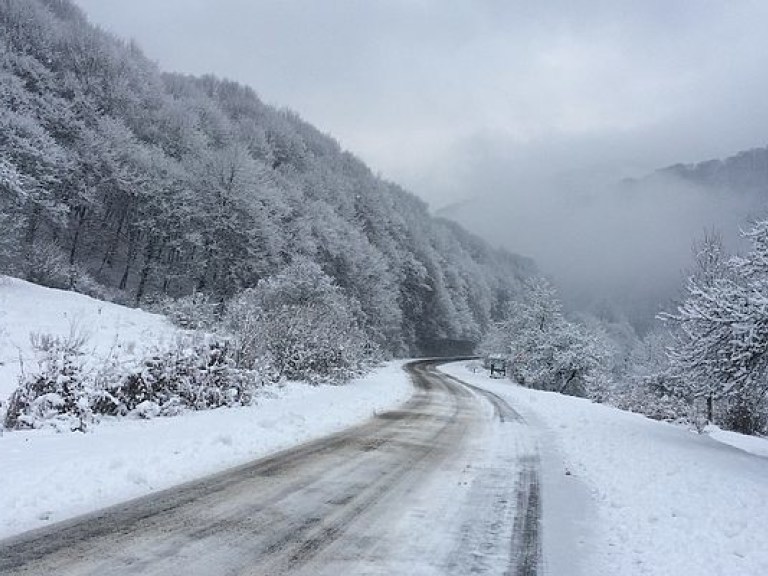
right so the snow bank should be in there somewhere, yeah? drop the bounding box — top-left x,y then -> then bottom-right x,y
441,362 -> 768,576
0,276 -> 180,401
706,425 -> 768,458
0,360 -> 413,539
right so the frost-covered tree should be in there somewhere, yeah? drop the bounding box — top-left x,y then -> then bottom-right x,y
0,0 -> 530,356
0,108 -> 70,245
609,328 -> 694,423
224,258 -> 377,382
481,277 -> 612,397
663,221 -> 768,433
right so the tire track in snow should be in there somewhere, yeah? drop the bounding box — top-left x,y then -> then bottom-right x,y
510,456 -> 541,576
439,367 -> 542,576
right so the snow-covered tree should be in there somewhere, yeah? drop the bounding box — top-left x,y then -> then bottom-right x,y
224,258 -> 377,382
481,277 -> 612,397
663,221 -> 768,433
0,0 -> 530,357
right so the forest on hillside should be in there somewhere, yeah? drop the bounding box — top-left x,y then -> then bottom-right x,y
0,0 -> 532,359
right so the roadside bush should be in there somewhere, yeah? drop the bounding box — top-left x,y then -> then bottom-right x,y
224,259 -> 379,384
4,333 -> 93,431
3,334 -> 263,430
98,340 -> 259,417
610,378 -> 692,424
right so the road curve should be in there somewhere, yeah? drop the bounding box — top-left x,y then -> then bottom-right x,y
0,359 -> 540,576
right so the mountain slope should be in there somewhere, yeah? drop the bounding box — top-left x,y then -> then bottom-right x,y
0,275 -> 179,400
0,0 -> 532,355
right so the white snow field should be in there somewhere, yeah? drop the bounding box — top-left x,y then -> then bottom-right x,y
440,361 -> 768,576
0,275 -> 181,401
0,277 -> 413,539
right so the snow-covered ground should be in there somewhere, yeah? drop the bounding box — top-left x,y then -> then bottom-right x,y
0,276 -> 180,401
0,360 -> 413,539
440,361 -> 768,576
0,277 -> 413,539
707,424 -> 768,458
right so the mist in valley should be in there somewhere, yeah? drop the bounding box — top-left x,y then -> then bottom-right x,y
438,153 -> 767,331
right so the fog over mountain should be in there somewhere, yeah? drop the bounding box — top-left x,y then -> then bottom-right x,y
440,148 -> 768,328
72,0 -> 768,325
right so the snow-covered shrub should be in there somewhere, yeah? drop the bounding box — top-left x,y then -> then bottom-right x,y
223,290 -> 267,372
97,340 -> 260,417
170,340 -> 257,409
583,370 -> 614,404
4,333 -> 93,431
68,267 -> 117,302
133,400 -> 162,419
3,332 -> 263,430
608,329 -> 695,423
155,292 -> 220,330
719,397 -> 767,436
23,240 -> 71,290
224,258 -> 378,383
610,377 -> 692,424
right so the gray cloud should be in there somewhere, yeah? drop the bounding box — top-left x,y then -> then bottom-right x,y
75,0 -> 768,314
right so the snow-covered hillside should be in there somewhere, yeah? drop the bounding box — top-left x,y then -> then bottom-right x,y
441,362 -> 768,576
0,276 -> 414,539
0,276 -> 181,402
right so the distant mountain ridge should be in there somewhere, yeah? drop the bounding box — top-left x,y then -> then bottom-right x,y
647,146 -> 768,193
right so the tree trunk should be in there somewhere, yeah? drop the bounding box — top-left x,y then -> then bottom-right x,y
119,228 -> 138,291
559,370 -> 578,394
196,243 -> 214,292
69,207 -> 87,266
135,236 -> 156,305
24,203 -> 41,246
99,205 -> 127,273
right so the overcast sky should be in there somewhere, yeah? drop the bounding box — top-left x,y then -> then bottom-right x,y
73,0 -> 768,208
73,1 -> 768,314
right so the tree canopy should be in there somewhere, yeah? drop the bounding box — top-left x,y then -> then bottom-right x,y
0,0 -> 532,355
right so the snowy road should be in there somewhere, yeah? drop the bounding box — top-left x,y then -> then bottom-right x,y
0,360 -> 541,576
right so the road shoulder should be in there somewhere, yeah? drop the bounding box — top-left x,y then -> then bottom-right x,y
438,361 -> 594,576
440,360 -> 768,576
